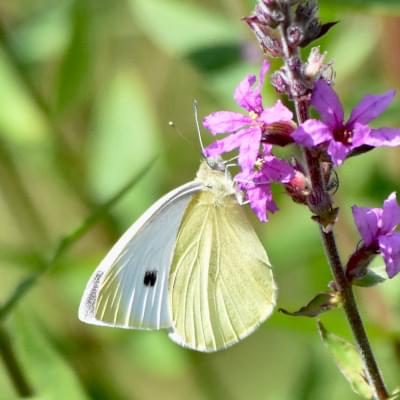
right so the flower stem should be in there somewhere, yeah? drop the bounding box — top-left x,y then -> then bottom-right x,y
277,9 -> 389,400
320,230 -> 389,400
0,325 -> 34,397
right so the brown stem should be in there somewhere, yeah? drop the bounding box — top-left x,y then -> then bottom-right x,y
277,8 -> 389,400
321,231 -> 389,400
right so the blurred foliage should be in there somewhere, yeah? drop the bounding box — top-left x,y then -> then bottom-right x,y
318,321 -> 374,399
0,0 -> 400,399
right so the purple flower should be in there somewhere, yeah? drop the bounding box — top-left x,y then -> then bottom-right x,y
203,60 -> 294,172
235,146 -> 295,222
352,193 -> 400,278
293,80 -> 400,165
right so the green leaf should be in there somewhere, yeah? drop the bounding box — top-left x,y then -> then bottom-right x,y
88,66 -> 162,222
352,265 -> 387,287
280,292 -> 341,318
185,44 -> 242,73
0,49 -> 48,143
129,0 -> 238,55
10,0 -> 71,63
55,0 -> 93,114
317,321 -> 374,399
10,312 -> 89,399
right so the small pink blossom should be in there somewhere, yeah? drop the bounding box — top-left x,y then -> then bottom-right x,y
203,60 -> 294,172
352,193 -> 400,278
235,146 -> 295,222
293,80 -> 400,166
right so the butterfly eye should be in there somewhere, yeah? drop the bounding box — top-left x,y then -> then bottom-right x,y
143,270 -> 157,287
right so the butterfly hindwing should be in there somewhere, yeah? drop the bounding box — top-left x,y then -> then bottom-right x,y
168,189 -> 277,352
78,181 -> 201,330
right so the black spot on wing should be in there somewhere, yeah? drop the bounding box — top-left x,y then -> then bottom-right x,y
143,270 -> 157,287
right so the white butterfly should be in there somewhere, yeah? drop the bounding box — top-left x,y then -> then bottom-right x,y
79,157 -> 277,352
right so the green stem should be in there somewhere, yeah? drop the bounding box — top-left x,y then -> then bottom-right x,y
0,19 -> 120,241
0,325 -> 33,397
0,136 -> 49,248
0,158 -> 156,322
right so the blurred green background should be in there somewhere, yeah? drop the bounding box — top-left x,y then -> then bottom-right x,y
0,0 -> 400,399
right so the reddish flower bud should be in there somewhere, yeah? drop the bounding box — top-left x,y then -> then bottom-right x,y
270,69 -> 290,95
285,169 -> 311,204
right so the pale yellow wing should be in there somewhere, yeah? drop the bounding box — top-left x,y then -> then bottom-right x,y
168,190 -> 277,352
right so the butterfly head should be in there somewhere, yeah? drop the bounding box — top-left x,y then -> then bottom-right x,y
196,158 -> 237,202
204,156 -> 226,172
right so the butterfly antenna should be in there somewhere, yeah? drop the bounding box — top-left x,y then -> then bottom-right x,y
193,100 -> 205,152
168,121 -> 193,148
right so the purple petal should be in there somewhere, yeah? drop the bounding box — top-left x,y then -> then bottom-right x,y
203,111 -> 252,135
234,170 -> 253,190
378,233 -> 400,278
257,59 -> 270,91
246,183 -> 277,222
352,206 -> 380,246
234,74 -> 261,114
311,80 -> 344,130
351,123 -> 371,148
234,60 -> 270,114
292,119 -> 332,147
258,100 -> 293,124
363,127 -> 400,147
327,140 -> 350,166
260,156 -> 295,183
261,143 -> 273,154
203,129 -> 251,157
238,127 -> 262,171
381,192 -> 400,234
347,90 -> 395,127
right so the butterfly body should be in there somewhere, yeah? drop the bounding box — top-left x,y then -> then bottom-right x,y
79,159 -> 276,351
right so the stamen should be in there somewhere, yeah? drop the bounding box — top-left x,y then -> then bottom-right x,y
254,158 -> 264,171
249,111 -> 259,120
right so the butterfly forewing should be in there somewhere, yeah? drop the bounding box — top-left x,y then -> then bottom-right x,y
168,189 -> 277,352
79,182 -> 201,330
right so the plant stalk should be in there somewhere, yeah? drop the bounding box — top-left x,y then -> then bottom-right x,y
320,230 -> 389,400
277,11 -> 389,400
0,325 -> 33,397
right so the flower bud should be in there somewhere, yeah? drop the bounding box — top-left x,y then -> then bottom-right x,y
287,24 -> 305,47
263,120 -> 297,146
285,166 -> 311,204
303,47 -> 335,85
256,1 -> 285,28
346,246 -> 378,282
304,47 -> 326,79
244,16 -> 283,57
270,69 -> 290,94
296,1 -> 318,22
291,78 -> 309,98
294,1 -> 337,47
